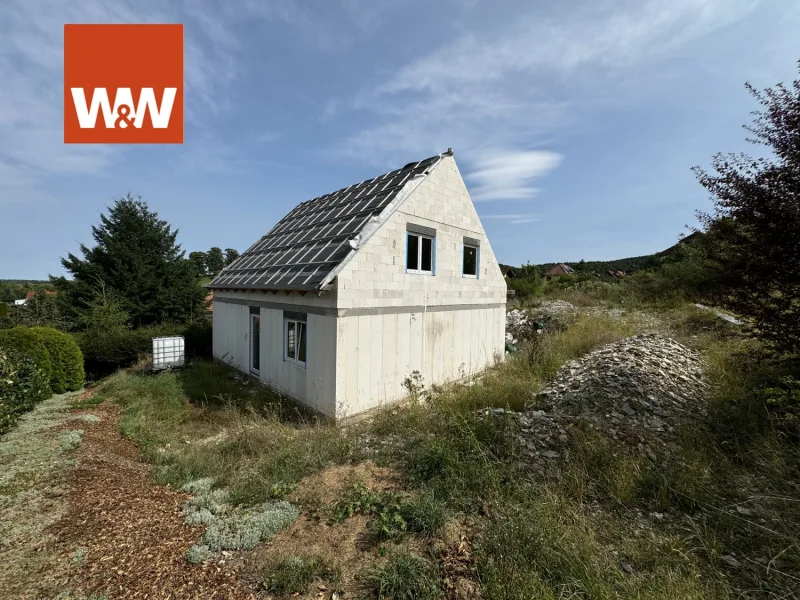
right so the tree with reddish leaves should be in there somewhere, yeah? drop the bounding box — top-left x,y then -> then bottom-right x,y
694,62 -> 800,353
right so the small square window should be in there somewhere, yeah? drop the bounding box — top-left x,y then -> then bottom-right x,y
463,244 -> 479,277
406,232 -> 434,275
284,317 -> 307,367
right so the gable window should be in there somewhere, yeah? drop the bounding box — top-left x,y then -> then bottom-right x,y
462,236 -> 480,278
406,224 -> 436,275
284,312 -> 307,367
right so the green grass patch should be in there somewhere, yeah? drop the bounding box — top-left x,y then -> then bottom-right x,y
98,361 -> 355,507
262,555 -> 339,595
364,552 -> 442,600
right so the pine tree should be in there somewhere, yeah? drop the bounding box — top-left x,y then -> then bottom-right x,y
56,194 -> 206,327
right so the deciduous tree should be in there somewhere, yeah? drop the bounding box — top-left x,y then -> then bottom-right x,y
694,62 -> 800,352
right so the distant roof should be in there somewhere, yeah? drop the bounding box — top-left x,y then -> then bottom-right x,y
209,152 -> 448,291
545,263 -> 574,276
498,264 -> 516,278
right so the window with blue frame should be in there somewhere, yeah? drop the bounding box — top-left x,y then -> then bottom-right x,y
462,236 -> 480,278
463,244 -> 478,277
406,231 -> 434,274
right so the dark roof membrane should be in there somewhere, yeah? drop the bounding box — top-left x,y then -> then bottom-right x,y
209,153 -> 444,291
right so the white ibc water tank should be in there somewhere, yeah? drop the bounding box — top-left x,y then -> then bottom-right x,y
152,336 -> 185,371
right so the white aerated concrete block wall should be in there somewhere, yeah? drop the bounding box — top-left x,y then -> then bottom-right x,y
333,155 -> 507,418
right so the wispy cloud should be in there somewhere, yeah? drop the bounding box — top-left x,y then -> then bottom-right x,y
467,150 -> 563,202
481,214 -> 541,225
335,0 -> 762,171
481,213 -> 541,225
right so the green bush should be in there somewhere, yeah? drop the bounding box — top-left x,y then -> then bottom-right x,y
0,327 -> 52,394
77,321 -> 212,377
0,347 -> 51,433
29,327 -> 85,392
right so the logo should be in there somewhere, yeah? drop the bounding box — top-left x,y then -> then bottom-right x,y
64,24 -> 183,144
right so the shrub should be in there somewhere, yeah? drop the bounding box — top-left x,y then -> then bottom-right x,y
0,327 -> 52,392
0,347 -> 51,433
77,321 -> 212,378
29,327 -> 85,393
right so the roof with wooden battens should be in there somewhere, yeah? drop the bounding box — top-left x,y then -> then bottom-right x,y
208,152 -> 447,292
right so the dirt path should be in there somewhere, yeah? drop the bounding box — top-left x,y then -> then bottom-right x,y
45,400 -> 255,599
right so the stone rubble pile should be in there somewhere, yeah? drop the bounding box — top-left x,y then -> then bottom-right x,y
483,333 -> 709,470
505,309 -> 538,345
534,333 -> 708,433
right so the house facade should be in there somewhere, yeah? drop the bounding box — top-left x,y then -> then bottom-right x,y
208,150 -> 506,420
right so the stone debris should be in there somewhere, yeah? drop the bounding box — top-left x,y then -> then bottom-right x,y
693,303 -> 744,325
483,333 -> 709,471
505,309 -> 540,346
534,333 -> 708,434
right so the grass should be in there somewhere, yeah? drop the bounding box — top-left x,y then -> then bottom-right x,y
89,364 -> 354,506
0,391 -> 92,597
262,555 -> 339,595
365,552 -> 442,600
89,298 -> 799,599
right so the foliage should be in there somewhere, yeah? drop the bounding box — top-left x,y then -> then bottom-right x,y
694,63 -> 800,352
6,291 -> 72,331
205,247 -> 224,276
0,327 -> 52,392
195,501 -> 298,552
59,430 -> 84,451
364,552 -> 443,600
29,327 -> 85,392
188,251 -> 208,278
76,321 -> 211,378
0,348 -> 51,433
224,248 -> 240,267
55,194 -> 207,327
332,484 -> 446,542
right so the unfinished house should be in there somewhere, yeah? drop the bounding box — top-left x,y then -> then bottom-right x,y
208,149 -> 506,420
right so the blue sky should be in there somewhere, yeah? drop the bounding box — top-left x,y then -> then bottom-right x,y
1,0 -> 798,279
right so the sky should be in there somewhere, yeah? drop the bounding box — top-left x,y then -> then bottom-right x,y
1,0 -> 799,280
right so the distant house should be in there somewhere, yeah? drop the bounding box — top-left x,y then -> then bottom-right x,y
13,289 -> 57,307
606,270 -> 627,278
205,291 -> 214,316
498,264 -> 516,279
208,149 -> 506,421
544,263 -> 574,281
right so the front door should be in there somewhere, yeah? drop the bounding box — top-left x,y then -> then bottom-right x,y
249,308 -> 260,375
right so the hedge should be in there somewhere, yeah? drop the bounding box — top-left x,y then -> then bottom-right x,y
76,321 -> 212,377
0,347 -> 51,434
29,327 -> 85,392
0,328 -> 52,395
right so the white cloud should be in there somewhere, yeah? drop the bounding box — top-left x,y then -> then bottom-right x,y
480,213 -> 542,225
468,150 -> 563,202
336,0 -> 762,169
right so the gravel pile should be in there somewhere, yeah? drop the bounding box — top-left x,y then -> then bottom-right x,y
533,333 -> 708,433
483,333 -> 709,469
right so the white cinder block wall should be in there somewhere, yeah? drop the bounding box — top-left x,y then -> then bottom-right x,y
212,155 -> 506,420
333,155 -> 507,417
